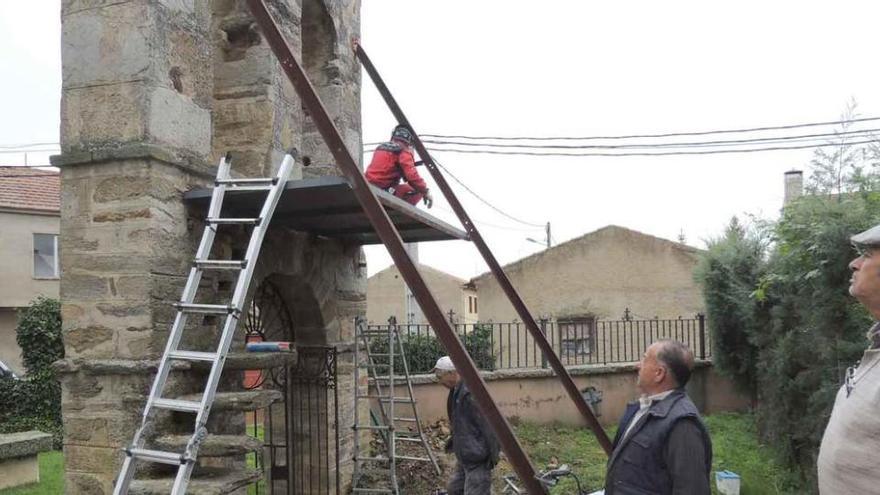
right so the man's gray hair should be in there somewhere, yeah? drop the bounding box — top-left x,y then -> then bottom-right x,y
654,339 -> 696,388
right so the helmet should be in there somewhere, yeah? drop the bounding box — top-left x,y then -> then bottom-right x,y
391,125 -> 414,146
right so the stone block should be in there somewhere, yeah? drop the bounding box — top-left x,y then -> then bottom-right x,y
0,431 -> 54,460
0,456 -> 40,491
64,325 -> 114,357
62,2 -> 155,88
147,85 -> 212,157
65,471 -> 111,495
62,273 -> 110,300
61,82 -> 147,149
64,444 -> 120,475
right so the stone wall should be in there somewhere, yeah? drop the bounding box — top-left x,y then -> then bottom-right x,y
56,1 -> 363,493
390,361 -> 749,428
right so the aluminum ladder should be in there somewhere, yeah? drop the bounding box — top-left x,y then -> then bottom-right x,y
112,151 -> 295,495
352,317 -> 440,494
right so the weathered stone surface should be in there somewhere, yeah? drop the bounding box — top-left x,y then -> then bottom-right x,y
191,351 -> 297,371
129,468 -> 261,495
0,431 -> 53,460
153,434 -> 261,457
92,208 -> 152,223
63,274 -> 110,300
65,471 -> 111,495
64,325 -> 114,355
64,444 -> 120,474
177,390 -> 282,411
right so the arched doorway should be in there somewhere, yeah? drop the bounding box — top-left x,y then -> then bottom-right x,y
243,277 -> 340,494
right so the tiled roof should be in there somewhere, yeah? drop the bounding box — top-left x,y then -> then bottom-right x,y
0,167 -> 60,213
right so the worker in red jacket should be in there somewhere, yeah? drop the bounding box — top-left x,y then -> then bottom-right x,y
366,125 -> 433,208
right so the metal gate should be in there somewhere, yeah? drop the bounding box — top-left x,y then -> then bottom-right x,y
243,281 -> 340,494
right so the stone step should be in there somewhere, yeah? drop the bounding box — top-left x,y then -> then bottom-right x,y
190,351 -> 297,371
177,390 -> 283,412
129,468 -> 261,495
152,434 -> 262,457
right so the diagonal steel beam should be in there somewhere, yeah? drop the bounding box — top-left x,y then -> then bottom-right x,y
353,41 -> 614,456
244,1 -> 548,493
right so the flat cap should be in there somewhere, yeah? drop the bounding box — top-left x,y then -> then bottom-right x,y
851,224 -> 880,246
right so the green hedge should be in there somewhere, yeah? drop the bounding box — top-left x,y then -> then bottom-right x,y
369,324 -> 496,374
0,297 -> 64,447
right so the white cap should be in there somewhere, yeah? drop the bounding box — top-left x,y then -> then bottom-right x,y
432,356 -> 455,372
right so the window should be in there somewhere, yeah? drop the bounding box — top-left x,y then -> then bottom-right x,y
473,297 -> 477,313
33,233 -> 58,279
559,318 -> 595,357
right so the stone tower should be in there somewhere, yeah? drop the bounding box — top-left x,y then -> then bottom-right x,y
55,0 -> 363,493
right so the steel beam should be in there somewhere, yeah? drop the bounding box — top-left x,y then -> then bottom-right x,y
244,1 -> 548,493
353,41 -> 614,456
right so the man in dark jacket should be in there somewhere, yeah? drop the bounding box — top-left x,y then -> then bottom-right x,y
365,125 -> 433,207
605,340 -> 712,495
433,356 -> 499,494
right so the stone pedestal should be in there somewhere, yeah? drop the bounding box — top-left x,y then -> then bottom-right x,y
0,431 -> 54,490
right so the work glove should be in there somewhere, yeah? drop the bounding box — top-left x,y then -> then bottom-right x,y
423,190 -> 434,209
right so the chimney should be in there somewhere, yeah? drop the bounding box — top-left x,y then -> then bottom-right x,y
784,170 -> 803,206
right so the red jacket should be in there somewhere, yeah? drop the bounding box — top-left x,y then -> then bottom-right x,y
365,141 -> 428,193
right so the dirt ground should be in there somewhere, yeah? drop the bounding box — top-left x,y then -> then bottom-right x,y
359,419 -> 526,494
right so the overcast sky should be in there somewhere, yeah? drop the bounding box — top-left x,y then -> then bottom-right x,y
3,1 -> 879,280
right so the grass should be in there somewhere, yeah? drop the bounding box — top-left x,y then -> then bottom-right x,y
2,413 -> 799,495
495,412 -> 800,494
0,451 -> 64,495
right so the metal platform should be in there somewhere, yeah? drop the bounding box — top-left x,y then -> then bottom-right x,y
183,176 -> 468,245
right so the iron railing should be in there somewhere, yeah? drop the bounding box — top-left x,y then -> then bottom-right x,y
368,314 -> 709,372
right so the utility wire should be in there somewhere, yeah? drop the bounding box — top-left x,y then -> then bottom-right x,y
433,205 -> 545,233
0,142 -> 59,150
424,138 -> 879,158
418,116 -> 880,141
419,127 -> 880,150
431,157 -> 546,228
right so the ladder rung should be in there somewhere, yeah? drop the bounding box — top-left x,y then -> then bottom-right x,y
353,489 -> 394,493
167,350 -> 216,362
393,417 -> 417,422
206,217 -> 262,226
215,177 -> 278,186
126,447 -> 187,465
378,397 -> 415,403
366,353 -> 394,357
355,456 -> 390,463
364,363 -> 391,368
356,394 -> 396,400
397,455 -> 431,462
353,425 -> 390,431
174,303 -> 238,315
153,398 -> 201,413
193,259 -> 247,270
396,437 -> 423,443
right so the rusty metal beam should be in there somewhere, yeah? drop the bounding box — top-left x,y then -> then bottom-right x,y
244,1 -> 548,493
353,41 -> 614,456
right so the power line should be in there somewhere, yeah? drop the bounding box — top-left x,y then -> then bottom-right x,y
0,148 -> 59,154
424,138 -> 879,158
0,142 -> 59,150
431,157 -> 546,228
418,116 -> 880,141
419,127 -> 880,151
433,205 -> 544,233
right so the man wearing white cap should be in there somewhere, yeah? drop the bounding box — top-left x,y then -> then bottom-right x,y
818,224 -> 880,493
433,356 -> 499,494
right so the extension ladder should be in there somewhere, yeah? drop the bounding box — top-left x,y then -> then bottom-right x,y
352,317 -> 440,494
112,152 -> 295,495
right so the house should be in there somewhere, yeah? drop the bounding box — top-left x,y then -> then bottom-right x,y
472,225 -> 705,322
0,167 -> 60,375
367,263 -> 478,325
471,225 -> 707,365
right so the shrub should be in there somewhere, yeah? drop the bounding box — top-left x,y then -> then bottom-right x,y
368,324 -> 496,374
0,297 -> 64,447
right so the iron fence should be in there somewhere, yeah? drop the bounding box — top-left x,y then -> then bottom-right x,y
368,315 -> 709,372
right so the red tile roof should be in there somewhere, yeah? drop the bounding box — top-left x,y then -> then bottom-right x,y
0,167 -> 60,213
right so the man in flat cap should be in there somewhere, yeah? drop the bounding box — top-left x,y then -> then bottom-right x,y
433,356 -> 499,494
818,224 -> 880,493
